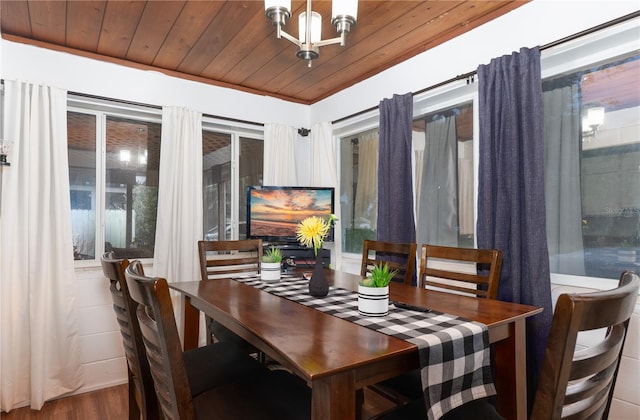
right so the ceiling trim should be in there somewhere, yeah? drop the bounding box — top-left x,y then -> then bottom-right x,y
1,33 -> 311,105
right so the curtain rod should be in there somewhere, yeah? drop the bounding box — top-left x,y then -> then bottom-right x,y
332,10 -> 639,125
67,91 -> 264,127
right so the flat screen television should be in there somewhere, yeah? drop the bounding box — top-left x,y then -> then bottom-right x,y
246,186 -> 335,244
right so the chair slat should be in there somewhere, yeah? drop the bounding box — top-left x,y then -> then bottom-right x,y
360,240 -> 417,286
419,245 -> 502,299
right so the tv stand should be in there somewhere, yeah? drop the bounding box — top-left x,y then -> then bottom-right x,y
269,244 -> 331,269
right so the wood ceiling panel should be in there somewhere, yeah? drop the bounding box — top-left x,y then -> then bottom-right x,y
200,4 -> 286,81
65,1 -> 105,52
216,2 -> 310,87
152,1 -> 225,70
1,0 -> 537,104
0,1 -> 31,36
582,57 -> 640,111
27,1 -> 66,44
125,0 -> 186,64
97,1 -> 146,57
177,1 -> 263,75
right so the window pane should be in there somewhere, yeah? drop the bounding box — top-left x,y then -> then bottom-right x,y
203,131 -> 232,241
105,116 -> 160,258
239,137 -> 263,239
340,130 -> 378,254
414,102 -> 474,248
68,112 -> 97,260
544,54 -> 640,279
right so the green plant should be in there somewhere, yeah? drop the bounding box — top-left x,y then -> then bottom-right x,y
360,261 -> 398,288
262,246 -> 283,263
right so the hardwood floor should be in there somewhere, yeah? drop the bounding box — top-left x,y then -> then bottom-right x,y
1,384 -> 396,419
1,385 -> 129,420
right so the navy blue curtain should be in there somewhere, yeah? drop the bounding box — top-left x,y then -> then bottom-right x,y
378,93 -> 416,245
477,47 -> 553,410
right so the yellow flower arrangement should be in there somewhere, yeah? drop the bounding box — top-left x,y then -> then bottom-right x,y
296,214 -> 337,256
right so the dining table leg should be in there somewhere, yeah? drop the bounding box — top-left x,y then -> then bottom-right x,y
493,317 -> 527,420
312,370 -> 356,420
182,295 -> 200,350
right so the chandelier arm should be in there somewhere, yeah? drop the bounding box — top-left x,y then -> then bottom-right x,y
278,28 -> 303,48
313,34 -> 345,48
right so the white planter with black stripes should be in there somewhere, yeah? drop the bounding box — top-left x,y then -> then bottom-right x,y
357,284 -> 389,317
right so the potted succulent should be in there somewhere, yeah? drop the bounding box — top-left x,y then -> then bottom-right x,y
358,261 -> 398,317
261,245 -> 283,282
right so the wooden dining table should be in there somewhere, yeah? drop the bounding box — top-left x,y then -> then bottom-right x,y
170,269 -> 542,420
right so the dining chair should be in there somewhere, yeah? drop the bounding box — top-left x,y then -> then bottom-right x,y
198,239 -> 263,347
101,252 -> 159,420
419,244 -> 503,298
367,244 -> 503,407
361,239 -> 417,286
124,260 -> 312,420
531,269 -> 639,419
376,270 -> 640,420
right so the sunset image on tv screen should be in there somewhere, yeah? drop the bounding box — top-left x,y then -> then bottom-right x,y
248,188 -> 333,238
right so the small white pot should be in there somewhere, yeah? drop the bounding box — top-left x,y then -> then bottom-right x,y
261,262 -> 281,282
358,284 -> 389,317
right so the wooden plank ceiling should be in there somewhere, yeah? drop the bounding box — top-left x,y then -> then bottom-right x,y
0,0 -> 529,104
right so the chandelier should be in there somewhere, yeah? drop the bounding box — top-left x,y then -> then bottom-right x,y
265,0 -> 358,67
582,106 -> 605,140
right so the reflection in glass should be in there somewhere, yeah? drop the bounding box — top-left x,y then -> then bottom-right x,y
414,102 -> 474,248
544,54 -> 640,279
105,116 -> 160,259
68,112 -> 97,260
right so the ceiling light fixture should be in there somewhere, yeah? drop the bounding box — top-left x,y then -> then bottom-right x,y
265,0 -> 358,67
582,106 -> 605,139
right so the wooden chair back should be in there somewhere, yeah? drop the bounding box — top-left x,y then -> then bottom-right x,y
100,252 -> 159,420
419,244 -> 502,299
531,270 -> 639,420
198,239 -> 263,280
125,260 -> 196,420
361,240 -> 417,285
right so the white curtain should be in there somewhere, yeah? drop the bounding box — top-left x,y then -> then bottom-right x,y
0,81 -> 83,411
355,132 -> 378,230
153,107 -> 203,335
263,123 -> 298,185
309,122 -> 342,264
309,122 -> 336,187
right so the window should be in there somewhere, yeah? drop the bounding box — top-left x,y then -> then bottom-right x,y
202,125 -> 263,241
68,112 -> 97,259
543,53 -> 639,280
68,108 -> 161,260
413,100 -> 475,248
338,84 -> 476,255
340,129 -> 378,253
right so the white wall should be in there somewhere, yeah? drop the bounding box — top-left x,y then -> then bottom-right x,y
1,0 -> 639,416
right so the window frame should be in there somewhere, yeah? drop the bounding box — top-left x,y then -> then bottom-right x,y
68,100 -> 265,267
202,117 -> 263,240
335,82 -> 479,260
68,99 -> 162,267
540,18 -> 640,287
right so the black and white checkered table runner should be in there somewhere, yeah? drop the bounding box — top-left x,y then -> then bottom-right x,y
235,275 -> 496,420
